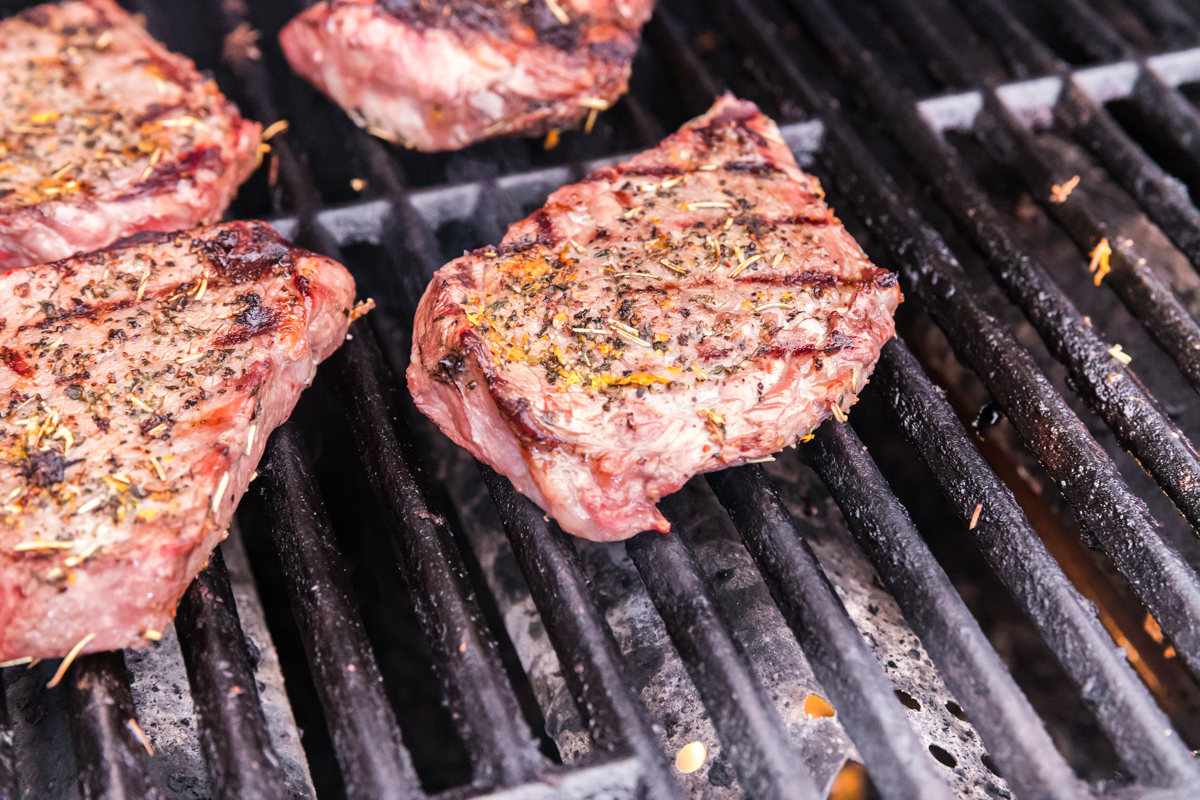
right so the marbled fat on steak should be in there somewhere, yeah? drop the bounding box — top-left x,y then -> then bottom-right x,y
0,221 -> 356,659
0,0 -> 262,269
409,95 -> 901,541
279,0 -> 655,152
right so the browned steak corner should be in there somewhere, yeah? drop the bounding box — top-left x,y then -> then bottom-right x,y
0,0 -> 262,269
0,221 -> 356,659
408,95 -> 901,541
279,0 -> 655,152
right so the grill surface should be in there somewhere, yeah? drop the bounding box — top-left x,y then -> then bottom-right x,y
3,0 -> 1200,798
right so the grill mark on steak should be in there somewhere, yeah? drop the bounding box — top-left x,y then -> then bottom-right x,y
733,270 -> 883,288
198,224 -> 293,286
115,146 -> 225,202
408,95 -> 901,541
213,293 -> 283,347
757,330 -> 859,359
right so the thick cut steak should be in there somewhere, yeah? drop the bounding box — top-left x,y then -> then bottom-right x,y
0,221 -> 355,659
409,96 -> 901,541
0,0 -> 262,270
279,0 -> 655,152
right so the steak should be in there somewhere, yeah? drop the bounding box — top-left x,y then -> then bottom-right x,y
278,0 -> 655,152
0,221 -> 357,660
408,95 -> 901,541
0,0 -> 262,270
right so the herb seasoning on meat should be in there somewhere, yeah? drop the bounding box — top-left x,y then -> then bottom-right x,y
0,221 -> 358,661
409,96 -> 901,541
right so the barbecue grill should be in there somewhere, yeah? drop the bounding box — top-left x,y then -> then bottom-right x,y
3,0 -> 1200,797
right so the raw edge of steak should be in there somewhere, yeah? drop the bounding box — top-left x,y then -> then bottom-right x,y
0,221 -> 355,660
408,95 -> 901,541
0,0 -> 263,270
278,0 -> 655,152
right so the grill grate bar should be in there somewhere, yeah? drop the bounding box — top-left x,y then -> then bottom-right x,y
65,652 -> 163,799
870,339 -> 1198,786
479,467 -> 684,800
174,548 -> 287,799
1130,67 -> 1200,181
255,427 -> 422,799
768,0 -> 1200,684
1046,0 -> 1137,62
1122,0 -> 1200,50
331,323 -> 550,790
973,0 -> 1200,274
0,684 -> 14,800
624,507 -> 825,800
642,9 -> 726,122
801,411 -> 1088,799
950,0 -> 1200,397
772,0 -> 1200,582
708,463 -> 983,800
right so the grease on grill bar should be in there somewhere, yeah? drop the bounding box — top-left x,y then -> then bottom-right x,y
5,0 -> 1200,798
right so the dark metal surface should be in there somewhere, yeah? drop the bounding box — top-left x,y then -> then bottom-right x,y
255,426 -> 421,800
175,550 -> 288,799
65,653 -> 162,800
870,340 -> 1200,787
332,323 -> 548,790
479,467 -> 685,800
708,465 -> 974,800
950,0 -> 1200,396
742,0 -> 1200,686
625,510 -> 824,800
822,106 -> 1200,676
799,411 -> 1088,800
734,0 -> 1200,583
0,680 -> 15,800
765,0 -> 1200,594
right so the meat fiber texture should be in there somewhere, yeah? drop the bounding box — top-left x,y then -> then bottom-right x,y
279,0 -> 655,152
0,221 -> 356,660
0,0 -> 262,270
409,95 -> 902,541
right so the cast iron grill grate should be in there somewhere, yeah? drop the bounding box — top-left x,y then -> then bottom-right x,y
2,0 -> 1200,798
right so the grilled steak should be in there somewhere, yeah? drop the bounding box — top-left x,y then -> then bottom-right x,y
0,0 -> 262,270
409,96 -> 901,541
279,0 -> 655,152
0,221 -> 356,660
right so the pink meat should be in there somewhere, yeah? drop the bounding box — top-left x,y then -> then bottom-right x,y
408,95 -> 901,541
279,0 -> 656,152
0,1 -> 262,270
0,221 -> 357,659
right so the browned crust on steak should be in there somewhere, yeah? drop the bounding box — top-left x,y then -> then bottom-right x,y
279,0 -> 655,151
408,95 -> 901,541
0,0 -> 262,269
0,221 -> 355,659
